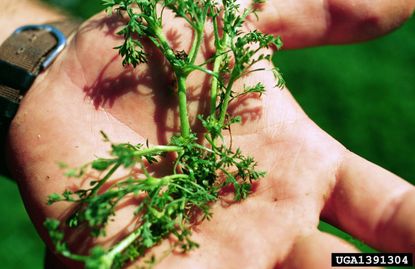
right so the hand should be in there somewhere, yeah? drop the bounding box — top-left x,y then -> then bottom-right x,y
7,1 -> 415,268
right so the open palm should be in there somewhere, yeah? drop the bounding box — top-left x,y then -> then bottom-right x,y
7,1 -> 415,268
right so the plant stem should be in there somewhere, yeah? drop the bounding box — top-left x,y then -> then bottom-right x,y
177,75 -> 191,137
188,29 -> 203,64
133,146 -> 182,157
210,26 -> 229,115
107,226 -> 142,259
91,162 -> 122,196
154,27 -> 178,67
210,59 -> 221,115
162,174 -> 189,181
152,27 -> 191,138
91,146 -> 181,196
61,251 -> 88,262
218,74 -> 237,125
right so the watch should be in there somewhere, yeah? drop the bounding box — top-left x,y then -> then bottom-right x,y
0,20 -> 81,177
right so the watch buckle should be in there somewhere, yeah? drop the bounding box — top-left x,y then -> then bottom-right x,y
14,24 -> 68,70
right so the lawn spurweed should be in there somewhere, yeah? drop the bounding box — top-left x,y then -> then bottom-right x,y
45,0 -> 284,268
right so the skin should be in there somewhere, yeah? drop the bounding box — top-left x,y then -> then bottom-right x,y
3,0 -> 415,268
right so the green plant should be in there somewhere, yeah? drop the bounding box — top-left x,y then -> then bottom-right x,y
44,0 -> 284,268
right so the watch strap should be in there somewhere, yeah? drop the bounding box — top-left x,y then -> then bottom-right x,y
0,20 -> 80,108
0,19 -> 81,177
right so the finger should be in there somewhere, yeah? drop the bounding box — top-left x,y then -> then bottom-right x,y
322,151 -> 415,253
280,231 -> 380,269
242,0 -> 415,48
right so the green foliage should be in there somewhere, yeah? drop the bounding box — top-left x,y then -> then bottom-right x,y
45,0 -> 282,268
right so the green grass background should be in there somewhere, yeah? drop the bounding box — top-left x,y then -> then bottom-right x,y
1,1 -> 414,268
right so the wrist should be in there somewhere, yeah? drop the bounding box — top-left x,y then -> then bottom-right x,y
0,2 -> 80,177
0,0 -> 65,44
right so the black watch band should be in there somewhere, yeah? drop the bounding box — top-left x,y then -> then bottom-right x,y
0,20 -> 81,177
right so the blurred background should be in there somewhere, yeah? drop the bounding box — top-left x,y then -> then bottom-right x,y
0,1 -> 414,268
